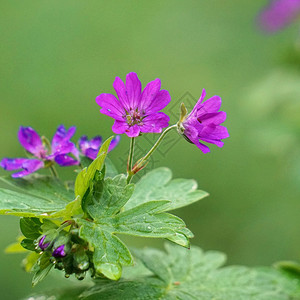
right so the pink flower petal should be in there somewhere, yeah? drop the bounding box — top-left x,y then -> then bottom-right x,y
96,93 -> 124,120
125,72 -> 142,110
140,112 -> 170,133
18,126 -> 45,158
11,159 -> 44,178
139,78 -> 161,112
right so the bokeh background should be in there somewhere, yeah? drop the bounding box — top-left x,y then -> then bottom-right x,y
1,1 -> 300,299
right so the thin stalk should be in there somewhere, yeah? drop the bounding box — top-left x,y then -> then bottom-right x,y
142,124 -> 177,162
128,125 -> 177,183
49,165 -> 59,178
126,138 -> 135,183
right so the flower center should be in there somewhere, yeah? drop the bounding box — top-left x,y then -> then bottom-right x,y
126,109 -> 144,126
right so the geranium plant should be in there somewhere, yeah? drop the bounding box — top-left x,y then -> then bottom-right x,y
0,73 -> 299,299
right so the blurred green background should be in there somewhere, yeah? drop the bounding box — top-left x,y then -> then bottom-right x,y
1,0 -> 300,298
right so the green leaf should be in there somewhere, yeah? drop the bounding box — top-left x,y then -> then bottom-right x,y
21,238 -> 36,251
22,252 -> 40,272
113,201 -> 193,247
79,156 -> 118,178
26,243 -> 300,299
75,169 -> 194,281
77,219 -> 133,280
0,188 -> 72,217
32,252 -> 54,286
83,174 -> 134,220
75,137 -> 113,200
0,174 -> 74,217
50,196 -> 82,219
0,174 -> 73,203
20,218 -> 42,239
275,260 -> 300,279
124,167 -> 208,212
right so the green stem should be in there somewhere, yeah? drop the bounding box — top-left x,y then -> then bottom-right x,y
126,138 -> 135,183
142,124 -> 177,162
129,124 -> 177,182
49,165 -> 59,178
126,173 -> 133,184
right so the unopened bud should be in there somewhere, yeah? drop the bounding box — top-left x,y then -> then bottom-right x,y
52,245 -> 66,258
73,248 -> 89,271
38,235 -> 51,251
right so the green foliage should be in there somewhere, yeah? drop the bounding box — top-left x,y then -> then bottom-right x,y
0,137 -> 207,285
0,175 -> 74,217
275,260 -> 300,280
20,218 -> 42,239
0,138 -> 116,219
0,173 -> 74,203
25,243 -> 300,299
75,137 -> 113,200
124,167 -> 208,212
76,170 -> 193,280
31,252 -> 54,286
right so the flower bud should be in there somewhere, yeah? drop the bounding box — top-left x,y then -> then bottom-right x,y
73,248 -> 89,271
38,235 -> 50,251
52,231 -> 71,257
52,245 -> 66,258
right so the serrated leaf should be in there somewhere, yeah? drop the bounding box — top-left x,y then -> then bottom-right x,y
114,201 -> 192,246
77,219 -> 133,280
83,174 -> 134,220
131,248 -> 171,284
0,174 -> 73,203
75,137 -> 113,200
0,174 -> 74,217
50,195 -> 82,219
28,243 -> 300,299
76,171 -> 195,281
124,167 -> 208,212
0,188 -> 71,217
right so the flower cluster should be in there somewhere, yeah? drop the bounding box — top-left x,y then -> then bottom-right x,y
1,72 -> 229,178
29,220 -> 91,280
0,125 -> 119,177
96,72 -> 229,154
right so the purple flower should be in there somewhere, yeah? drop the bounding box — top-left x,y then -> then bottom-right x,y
178,89 -> 229,153
38,235 -> 50,251
52,245 -> 66,258
0,125 -> 79,177
96,72 -> 171,137
258,0 -> 300,32
78,135 -> 120,160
